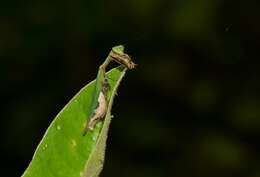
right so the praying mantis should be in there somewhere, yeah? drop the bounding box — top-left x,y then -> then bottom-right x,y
83,45 -> 136,135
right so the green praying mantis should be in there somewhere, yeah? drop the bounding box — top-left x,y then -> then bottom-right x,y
83,45 -> 136,135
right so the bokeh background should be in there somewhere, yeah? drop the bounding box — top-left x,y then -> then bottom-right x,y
1,0 -> 260,177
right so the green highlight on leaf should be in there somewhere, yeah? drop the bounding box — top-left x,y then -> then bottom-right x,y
21,66 -> 127,177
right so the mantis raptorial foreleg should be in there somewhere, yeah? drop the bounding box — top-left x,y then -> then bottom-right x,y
83,45 -> 135,136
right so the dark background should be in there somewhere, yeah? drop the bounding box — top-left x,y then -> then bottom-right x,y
1,0 -> 260,177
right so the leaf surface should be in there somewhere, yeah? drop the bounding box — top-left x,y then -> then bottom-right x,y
22,66 -> 127,177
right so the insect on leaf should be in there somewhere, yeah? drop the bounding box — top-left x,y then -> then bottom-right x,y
22,66 -> 127,177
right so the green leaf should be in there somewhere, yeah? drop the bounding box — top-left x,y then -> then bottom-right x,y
22,66 -> 127,177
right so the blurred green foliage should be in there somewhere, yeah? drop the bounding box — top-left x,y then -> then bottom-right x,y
0,0 -> 259,177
